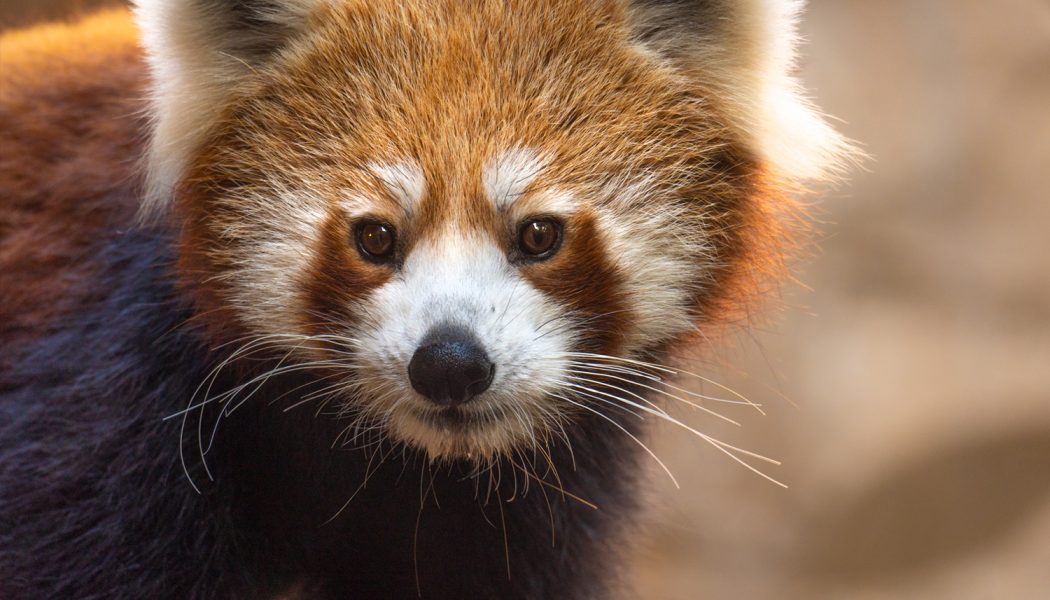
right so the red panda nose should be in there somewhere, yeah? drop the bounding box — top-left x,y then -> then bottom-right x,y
408,327 -> 495,407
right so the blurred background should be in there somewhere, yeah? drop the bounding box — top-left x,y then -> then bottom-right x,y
4,1 -> 1049,598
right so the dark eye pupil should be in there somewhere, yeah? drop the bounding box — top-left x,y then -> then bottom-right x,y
358,223 -> 394,258
520,220 -> 558,256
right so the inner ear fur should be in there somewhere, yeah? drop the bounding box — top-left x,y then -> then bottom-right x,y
135,0 -> 323,64
132,0 -> 328,215
623,0 -> 856,187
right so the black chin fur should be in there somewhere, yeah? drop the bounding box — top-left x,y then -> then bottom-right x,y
0,228 -> 651,599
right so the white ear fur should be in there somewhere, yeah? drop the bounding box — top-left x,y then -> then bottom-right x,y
627,0 -> 857,186
133,0 -> 326,215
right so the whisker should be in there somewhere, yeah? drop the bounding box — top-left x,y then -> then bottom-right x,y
175,330 -> 364,491
555,381 -> 786,488
566,369 -> 741,426
558,352 -> 765,415
564,360 -> 756,406
552,394 -> 680,488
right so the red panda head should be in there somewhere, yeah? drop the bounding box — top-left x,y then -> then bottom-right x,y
134,0 -> 853,459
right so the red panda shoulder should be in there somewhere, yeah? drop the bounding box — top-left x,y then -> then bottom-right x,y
0,10 -> 147,345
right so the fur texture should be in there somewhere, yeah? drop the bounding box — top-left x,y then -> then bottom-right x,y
1,2 -> 852,598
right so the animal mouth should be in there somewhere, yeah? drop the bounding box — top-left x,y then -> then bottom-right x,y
410,405 -> 503,431
386,401 -> 533,460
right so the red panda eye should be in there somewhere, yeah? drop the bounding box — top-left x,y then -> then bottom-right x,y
356,222 -> 396,261
518,219 -> 562,258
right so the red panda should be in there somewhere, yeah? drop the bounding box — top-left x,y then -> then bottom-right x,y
0,2 -> 852,598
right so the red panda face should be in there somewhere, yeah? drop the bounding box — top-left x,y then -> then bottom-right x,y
154,0 -> 849,459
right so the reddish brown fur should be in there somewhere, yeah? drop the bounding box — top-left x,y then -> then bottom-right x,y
522,210 -> 633,353
0,11 -> 146,354
301,209 -> 395,338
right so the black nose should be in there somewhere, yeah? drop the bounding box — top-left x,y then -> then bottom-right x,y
408,327 -> 495,407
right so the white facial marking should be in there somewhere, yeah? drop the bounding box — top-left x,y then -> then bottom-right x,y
483,147 -> 547,211
371,160 -> 426,216
515,188 -> 578,218
227,182 -> 328,334
354,231 -> 574,456
592,175 -> 711,353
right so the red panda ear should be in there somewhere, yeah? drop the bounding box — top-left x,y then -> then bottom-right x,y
133,0 -> 329,216
134,0 -> 325,66
624,0 -> 858,188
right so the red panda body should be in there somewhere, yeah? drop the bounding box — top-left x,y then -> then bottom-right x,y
0,4 -> 850,598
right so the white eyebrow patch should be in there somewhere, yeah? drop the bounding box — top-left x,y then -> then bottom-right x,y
483,147 -> 546,210
528,188 -> 578,215
371,160 -> 425,214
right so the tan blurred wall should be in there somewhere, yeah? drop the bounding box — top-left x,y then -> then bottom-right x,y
4,2 -> 1049,599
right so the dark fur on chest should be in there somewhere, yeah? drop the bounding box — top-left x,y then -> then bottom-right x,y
0,230 -> 645,599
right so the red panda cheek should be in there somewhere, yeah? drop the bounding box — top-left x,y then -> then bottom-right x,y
299,210 -> 393,338
519,212 -> 631,354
